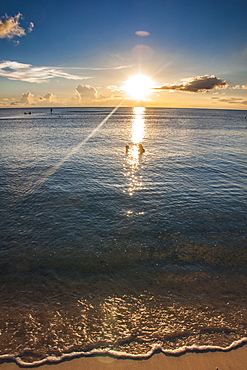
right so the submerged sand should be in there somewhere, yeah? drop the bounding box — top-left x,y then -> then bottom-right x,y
1,346 -> 247,370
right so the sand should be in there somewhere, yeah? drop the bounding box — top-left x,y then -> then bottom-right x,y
0,346 -> 247,370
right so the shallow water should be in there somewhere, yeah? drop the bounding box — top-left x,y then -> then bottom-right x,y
0,107 -> 247,365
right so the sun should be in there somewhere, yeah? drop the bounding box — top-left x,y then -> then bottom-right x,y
124,74 -> 154,100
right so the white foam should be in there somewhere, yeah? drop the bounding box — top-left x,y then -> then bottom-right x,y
2,337 -> 247,367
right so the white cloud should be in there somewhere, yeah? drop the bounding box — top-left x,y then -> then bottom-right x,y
135,30 -> 150,36
43,92 -> 55,102
75,85 -> 97,101
231,85 -> 247,89
28,22 -> 34,33
10,91 -> 57,106
0,60 -> 90,83
20,91 -> 34,104
0,13 -> 34,40
106,85 -> 121,91
68,65 -> 132,71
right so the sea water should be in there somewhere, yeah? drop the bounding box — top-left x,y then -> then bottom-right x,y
0,107 -> 246,365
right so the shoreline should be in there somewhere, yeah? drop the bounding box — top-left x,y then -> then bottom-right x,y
1,345 -> 247,370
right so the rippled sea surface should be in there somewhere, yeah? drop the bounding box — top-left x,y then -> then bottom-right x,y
0,107 -> 247,365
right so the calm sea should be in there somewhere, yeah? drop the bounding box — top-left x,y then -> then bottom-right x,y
0,107 -> 247,365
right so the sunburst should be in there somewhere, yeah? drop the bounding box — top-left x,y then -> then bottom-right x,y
124,74 -> 154,100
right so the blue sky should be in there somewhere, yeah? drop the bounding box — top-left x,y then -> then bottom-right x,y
1,0 -> 247,108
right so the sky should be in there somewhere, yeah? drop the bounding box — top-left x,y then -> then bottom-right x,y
0,0 -> 247,109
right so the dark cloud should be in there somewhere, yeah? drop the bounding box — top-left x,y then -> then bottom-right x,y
75,85 -> 97,101
156,75 -> 227,93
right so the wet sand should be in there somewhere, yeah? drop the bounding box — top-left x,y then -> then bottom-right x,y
1,346 -> 247,370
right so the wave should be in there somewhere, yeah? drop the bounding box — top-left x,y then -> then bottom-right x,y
1,337 -> 247,367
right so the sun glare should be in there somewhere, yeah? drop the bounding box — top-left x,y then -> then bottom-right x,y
124,74 -> 153,100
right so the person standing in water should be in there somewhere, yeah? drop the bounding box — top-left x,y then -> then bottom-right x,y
125,144 -> 145,154
138,144 -> 145,153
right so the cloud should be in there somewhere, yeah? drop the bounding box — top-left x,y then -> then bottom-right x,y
67,65 -> 132,71
231,85 -> 247,89
0,60 -> 132,83
20,91 -> 34,104
28,22 -> 34,33
211,96 -> 247,105
75,85 -> 97,101
0,13 -> 34,40
106,85 -> 121,92
13,91 -> 57,105
0,60 -> 90,83
43,92 -> 55,102
135,30 -> 150,36
156,75 -> 227,93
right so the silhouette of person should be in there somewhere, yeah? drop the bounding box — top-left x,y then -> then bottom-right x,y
138,144 -> 145,153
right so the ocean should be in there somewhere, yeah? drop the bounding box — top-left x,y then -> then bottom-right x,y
0,106 -> 246,365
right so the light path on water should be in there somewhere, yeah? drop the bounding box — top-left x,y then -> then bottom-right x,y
21,100 -> 125,198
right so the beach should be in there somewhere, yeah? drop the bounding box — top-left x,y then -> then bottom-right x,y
1,0 -> 247,366
0,346 -> 247,370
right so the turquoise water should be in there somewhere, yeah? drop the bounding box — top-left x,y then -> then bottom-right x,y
0,107 -> 246,365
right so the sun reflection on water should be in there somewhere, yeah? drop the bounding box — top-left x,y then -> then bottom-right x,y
132,107 -> 145,144
124,107 -> 146,197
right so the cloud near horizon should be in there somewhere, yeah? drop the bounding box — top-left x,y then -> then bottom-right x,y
231,85 -> 247,89
211,96 -> 247,105
75,85 -> 97,101
0,61 -> 90,83
17,91 -> 56,105
42,92 -> 55,102
0,13 -> 34,40
19,91 -> 34,104
156,75 -> 227,93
